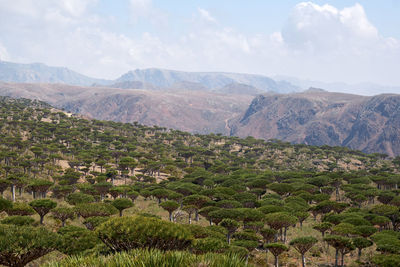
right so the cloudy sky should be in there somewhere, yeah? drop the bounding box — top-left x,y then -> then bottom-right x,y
0,0 -> 399,86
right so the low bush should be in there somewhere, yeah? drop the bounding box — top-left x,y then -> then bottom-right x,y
96,215 -> 194,252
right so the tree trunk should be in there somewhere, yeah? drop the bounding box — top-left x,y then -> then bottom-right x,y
169,212 -> 173,222
274,255 -> 279,267
302,254 -> 306,267
119,210 -> 123,217
341,252 -> 344,267
62,220 -> 65,227
283,227 -> 287,243
227,233 -> 231,244
335,249 -> 339,267
195,210 -> 199,221
188,213 -> 192,224
40,215 -> 44,225
11,184 -> 15,202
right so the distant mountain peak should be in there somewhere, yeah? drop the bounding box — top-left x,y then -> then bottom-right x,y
114,68 -> 301,94
0,61 -> 108,86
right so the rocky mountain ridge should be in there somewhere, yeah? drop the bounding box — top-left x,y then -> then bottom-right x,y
230,90 -> 400,157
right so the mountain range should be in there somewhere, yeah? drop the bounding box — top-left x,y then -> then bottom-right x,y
0,60 -> 399,156
113,68 -> 299,93
0,61 -> 299,94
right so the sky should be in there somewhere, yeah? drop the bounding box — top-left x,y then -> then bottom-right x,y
0,0 -> 400,86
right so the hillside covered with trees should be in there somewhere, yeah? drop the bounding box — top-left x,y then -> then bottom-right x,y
0,96 -> 400,267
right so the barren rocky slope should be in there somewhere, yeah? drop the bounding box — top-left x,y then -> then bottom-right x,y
230,89 -> 400,156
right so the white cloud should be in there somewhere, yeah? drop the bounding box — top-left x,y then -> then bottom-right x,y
129,0 -> 167,26
0,1 -> 399,86
0,42 -> 10,61
0,0 -> 95,19
282,2 -> 379,52
197,8 -> 217,23
130,0 -> 152,17
278,2 -> 400,84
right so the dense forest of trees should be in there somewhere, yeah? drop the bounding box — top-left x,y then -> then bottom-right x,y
0,96 -> 399,267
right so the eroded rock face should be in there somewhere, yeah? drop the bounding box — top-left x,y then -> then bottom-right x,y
230,90 -> 400,156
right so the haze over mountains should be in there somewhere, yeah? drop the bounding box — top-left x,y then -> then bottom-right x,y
274,75 -> 400,96
113,68 -> 298,93
0,60 -> 399,156
0,61 -> 107,86
0,61 -> 299,94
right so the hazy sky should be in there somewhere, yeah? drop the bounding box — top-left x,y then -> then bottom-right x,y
0,0 -> 400,86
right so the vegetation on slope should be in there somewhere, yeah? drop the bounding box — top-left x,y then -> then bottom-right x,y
0,96 -> 399,266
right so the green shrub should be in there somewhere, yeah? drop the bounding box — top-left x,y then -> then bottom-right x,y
258,205 -> 286,214
83,216 -> 110,231
0,215 -> 35,226
0,197 -> 12,212
192,238 -> 229,254
5,202 -> 35,216
354,225 -> 377,238
66,192 -> 95,205
372,254 -> 400,267
43,248 -> 251,267
342,216 -> 371,226
205,225 -> 228,240
0,224 -> 61,267
371,232 -> 400,254
57,225 -> 100,255
96,216 -> 194,252
75,203 -> 118,219
184,224 -> 225,239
